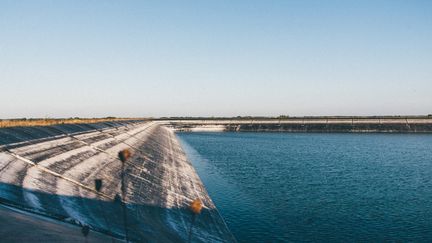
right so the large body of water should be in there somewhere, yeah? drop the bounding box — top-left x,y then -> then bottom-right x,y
177,132 -> 432,242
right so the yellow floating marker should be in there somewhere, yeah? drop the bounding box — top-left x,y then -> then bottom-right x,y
190,199 -> 203,215
118,149 -> 131,163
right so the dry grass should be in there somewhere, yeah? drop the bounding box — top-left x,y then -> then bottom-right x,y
0,118 -> 142,128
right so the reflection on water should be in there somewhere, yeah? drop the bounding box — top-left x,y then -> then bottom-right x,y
178,132 -> 432,242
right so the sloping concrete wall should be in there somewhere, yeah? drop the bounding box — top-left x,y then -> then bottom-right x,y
0,121 -> 234,242
164,118 -> 432,133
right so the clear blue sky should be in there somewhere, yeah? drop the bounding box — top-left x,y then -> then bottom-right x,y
1,0 -> 431,118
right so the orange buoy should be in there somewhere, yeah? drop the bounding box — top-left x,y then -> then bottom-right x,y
118,149 -> 131,162
190,199 -> 203,215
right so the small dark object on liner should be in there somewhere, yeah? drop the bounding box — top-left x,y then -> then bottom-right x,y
118,149 -> 131,163
114,194 -> 122,203
82,225 -> 90,237
95,179 -> 102,192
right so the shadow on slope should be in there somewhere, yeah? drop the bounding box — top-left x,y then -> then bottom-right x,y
0,182 -> 233,243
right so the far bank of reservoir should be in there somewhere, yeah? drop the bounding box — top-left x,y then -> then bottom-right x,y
161,117 -> 432,133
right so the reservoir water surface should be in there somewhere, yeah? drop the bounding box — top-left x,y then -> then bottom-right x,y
177,132 -> 432,242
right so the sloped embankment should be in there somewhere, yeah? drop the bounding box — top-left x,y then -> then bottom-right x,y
0,121 -> 234,242
166,118 -> 432,133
